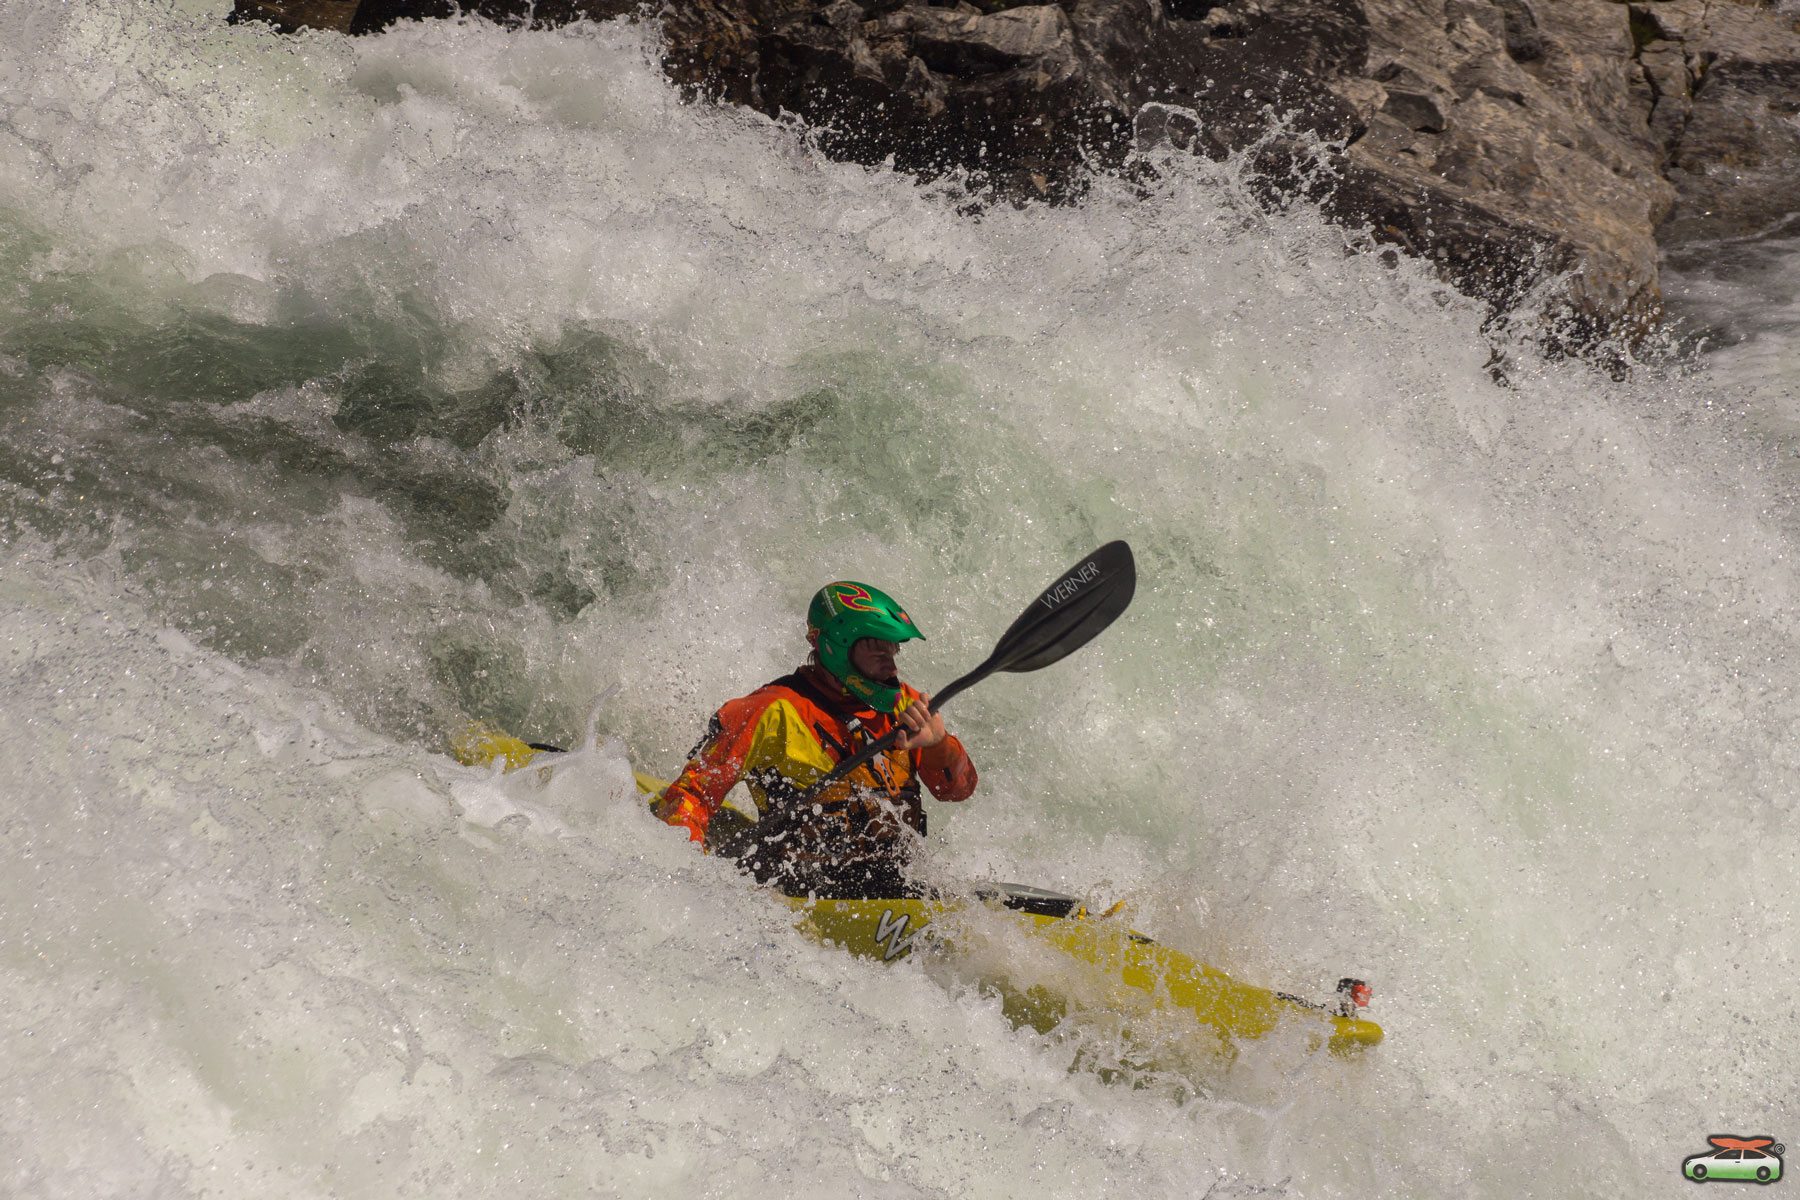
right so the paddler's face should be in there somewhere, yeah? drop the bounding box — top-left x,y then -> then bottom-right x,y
851,638 -> 900,682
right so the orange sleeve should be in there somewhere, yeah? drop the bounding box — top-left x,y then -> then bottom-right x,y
656,693 -> 775,843
915,732 -> 977,803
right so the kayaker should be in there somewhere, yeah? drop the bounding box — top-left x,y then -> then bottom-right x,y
652,581 -> 978,898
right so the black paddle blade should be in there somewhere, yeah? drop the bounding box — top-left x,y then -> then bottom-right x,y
989,540 -> 1136,674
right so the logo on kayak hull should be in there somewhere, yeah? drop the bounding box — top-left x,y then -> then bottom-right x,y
876,909 -> 925,961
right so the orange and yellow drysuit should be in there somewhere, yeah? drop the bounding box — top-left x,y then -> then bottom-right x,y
657,665 -> 977,897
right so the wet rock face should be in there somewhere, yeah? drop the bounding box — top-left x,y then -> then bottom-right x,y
1341,0 -> 1685,335
232,0 -> 1800,346
1643,0 -> 1800,245
742,0 -> 1372,201
750,0 -> 1110,196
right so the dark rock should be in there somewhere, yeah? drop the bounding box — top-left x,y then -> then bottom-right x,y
1654,0 -> 1800,244
1493,0 -> 1544,62
1382,87 -> 1450,132
229,0 -> 358,33
1447,0 -> 1507,46
343,0 -> 640,34
750,0 -> 1109,198
1638,41 -> 1692,161
1376,64 -> 1452,130
1163,0 -> 1227,21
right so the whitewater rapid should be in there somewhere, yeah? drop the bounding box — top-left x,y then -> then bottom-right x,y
3,1 -> 1797,1197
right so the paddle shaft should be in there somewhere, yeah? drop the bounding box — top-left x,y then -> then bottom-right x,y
791,668 -> 985,805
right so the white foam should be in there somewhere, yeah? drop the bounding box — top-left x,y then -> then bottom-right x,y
2,0 -> 1797,1194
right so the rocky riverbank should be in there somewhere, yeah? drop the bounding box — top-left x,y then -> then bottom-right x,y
232,0 -> 1800,349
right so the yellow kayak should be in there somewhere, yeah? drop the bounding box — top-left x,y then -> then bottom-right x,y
452,725 -> 1383,1056
792,886 -> 1381,1056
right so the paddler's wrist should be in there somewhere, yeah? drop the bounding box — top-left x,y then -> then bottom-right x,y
655,790 -> 709,843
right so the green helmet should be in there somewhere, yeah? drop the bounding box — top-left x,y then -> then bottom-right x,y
807,581 -> 924,713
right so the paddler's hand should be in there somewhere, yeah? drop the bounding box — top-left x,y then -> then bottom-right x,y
894,692 -> 947,752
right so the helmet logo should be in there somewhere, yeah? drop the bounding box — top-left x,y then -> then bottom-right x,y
832,584 -> 876,613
